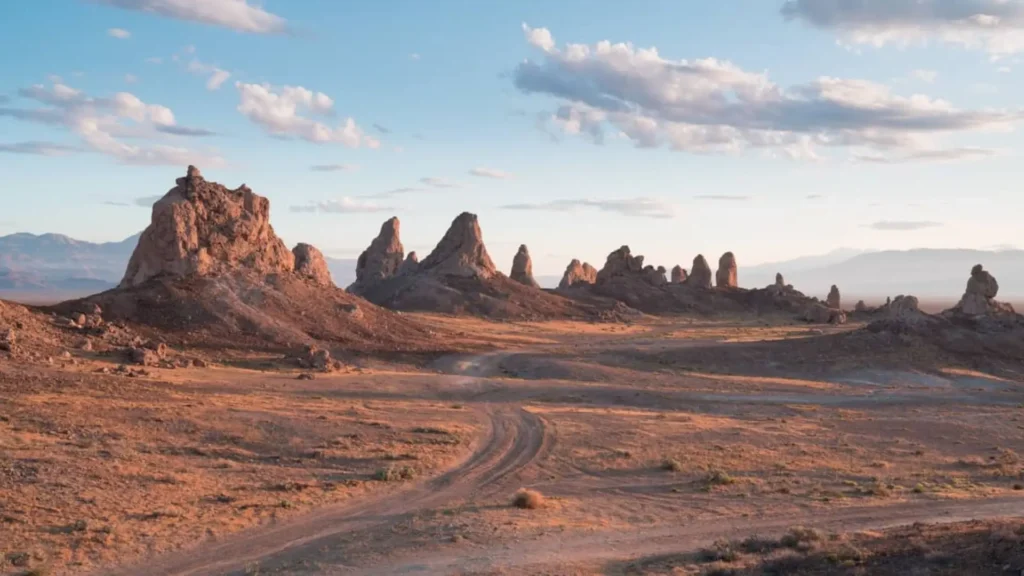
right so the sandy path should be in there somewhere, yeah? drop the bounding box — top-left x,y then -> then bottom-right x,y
101,403 -> 547,576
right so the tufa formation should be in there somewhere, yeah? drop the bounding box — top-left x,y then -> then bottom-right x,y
826,285 -> 841,309
510,245 -> 540,288
670,265 -> 688,284
716,252 -> 738,288
685,255 -> 713,289
121,165 -> 294,287
596,246 -> 645,284
398,251 -> 419,275
292,243 -> 333,287
948,264 -> 1015,317
417,212 -> 497,279
349,217 -> 405,294
559,259 -> 598,289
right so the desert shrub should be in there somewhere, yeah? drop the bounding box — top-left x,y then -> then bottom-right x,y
373,465 -> 416,482
662,458 -> 683,472
512,488 -> 544,510
700,539 -> 739,562
781,526 -> 824,550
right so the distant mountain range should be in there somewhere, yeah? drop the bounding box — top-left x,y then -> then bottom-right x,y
1,232 -> 1020,303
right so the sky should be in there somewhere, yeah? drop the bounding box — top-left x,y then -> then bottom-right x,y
1,0 -> 1023,277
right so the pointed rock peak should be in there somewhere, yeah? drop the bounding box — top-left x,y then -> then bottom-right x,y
684,254 -> 712,289
510,244 -> 539,288
418,212 -> 497,279
348,216 -> 405,294
775,272 -> 785,287
293,243 -> 333,287
120,165 -> 294,288
716,251 -> 738,288
671,265 -> 688,284
559,258 -> 598,289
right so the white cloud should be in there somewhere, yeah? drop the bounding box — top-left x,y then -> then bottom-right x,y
290,197 -> 394,214
419,177 -> 461,188
92,0 -> 287,34
107,27 -> 131,39
186,58 -> 231,91
911,69 -> 939,83
694,195 -> 751,201
310,163 -> 359,172
145,57 -> 162,64
124,73 -> 138,84
235,82 -> 379,148
502,197 -> 674,219
0,141 -> 81,156
782,0 -> 1024,57
513,24 -> 1018,161
855,147 -> 997,163
0,80 -> 223,166
469,167 -> 512,179
867,220 -> 944,231
410,53 -> 421,60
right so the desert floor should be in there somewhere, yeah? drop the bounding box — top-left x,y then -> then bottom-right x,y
4,314 -> 1024,575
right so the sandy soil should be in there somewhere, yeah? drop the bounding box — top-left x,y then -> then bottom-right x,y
3,314 -> 1024,575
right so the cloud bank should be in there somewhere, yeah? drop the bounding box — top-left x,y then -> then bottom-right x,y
502,197 -> 674,219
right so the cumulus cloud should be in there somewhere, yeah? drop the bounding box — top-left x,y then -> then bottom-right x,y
502,197 -> 674,219
911,69 -> 939,83
693,194 -> 750,201
469,167 -> 512,179
0,141 -> 81,156
290,197 -> 394,214
855,147 -> 996,163
107,27 -> 131,39
310,163 -> 359,172
513,24 -> 1018,161
781,0 -> 1024,57
419,177 -> 461,188
867,220 -> 944,231
92,0 -> 287,34
0,80 -> 223,166
236,82 -> 379,148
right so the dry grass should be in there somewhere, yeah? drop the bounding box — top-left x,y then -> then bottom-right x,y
512,489 -> 545,510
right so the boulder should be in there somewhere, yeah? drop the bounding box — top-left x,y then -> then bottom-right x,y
510,245 -> 540,288
398,251 -> 419,275
826,285 -> 841,309
121,165 -> 294,287
596,246 -> 645,284
558,259 -> 597,289
297,344 -> 334,372
888,295 -> 921,319
803,303 -> 847,325
670,265 -> 687,284
715,252 -> 738,288
966,264 -> 999,299
349,217 -> 405,294
417,212 -> 497,279
684,255 -> 713,289
292,243 -> 333,286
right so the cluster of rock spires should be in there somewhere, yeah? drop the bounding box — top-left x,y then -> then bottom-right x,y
121,166 -> 332,288
559,259 -> 598,289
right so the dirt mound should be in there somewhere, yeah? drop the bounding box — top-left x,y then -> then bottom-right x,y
121,166 -> 294,288
348,217 -> 405,295
56,271 -> 443,352
354,214 -> 610,320
509,245 -> 539,288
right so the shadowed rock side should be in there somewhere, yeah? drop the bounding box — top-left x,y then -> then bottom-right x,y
292,243 -> 333,287
398,252 -> 419,275
685,254 -> 713,289
670,265 -> 687,284
716,252 -> 738,288
55,167 -> 442,353
558,259 -> 597,289
352,213 -> 609,320
348,217 -> 404,295
509,245 -> 539,288
120,165 -> 294,288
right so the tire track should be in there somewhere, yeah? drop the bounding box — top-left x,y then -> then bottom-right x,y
102,405 -> 547,576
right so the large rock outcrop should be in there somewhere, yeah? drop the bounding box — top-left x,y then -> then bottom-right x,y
349,217 -> 405,294
671,265 -> 687,284
292,243 -> 333,287
510,245 -> 540,288
417,212 -> 497,279
120,165 -> 294,287
685,255 -> 713,289
596,246 -> 645,284
826,285 -> 841,309
559,259 -> 598,289
716,252 -> 738,288
947,264 -> 1015,317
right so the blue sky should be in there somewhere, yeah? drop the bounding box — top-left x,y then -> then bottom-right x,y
2,0 -> 1022,276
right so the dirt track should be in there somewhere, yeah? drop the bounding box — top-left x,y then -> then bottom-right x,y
95,343 -> 1024,576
